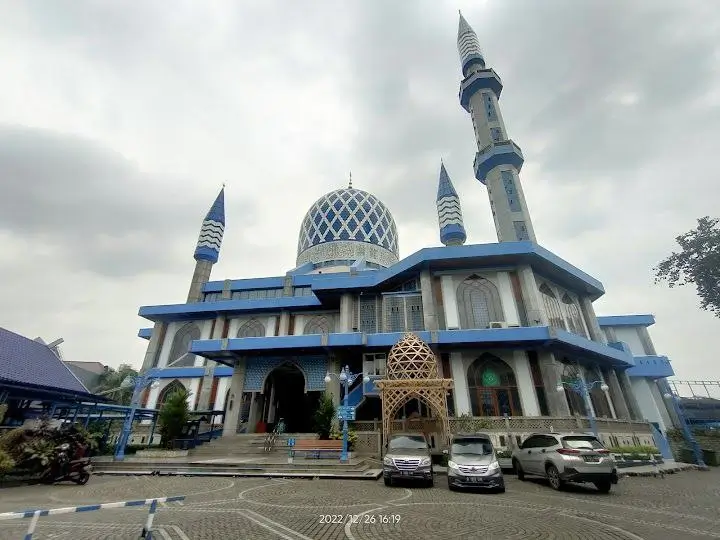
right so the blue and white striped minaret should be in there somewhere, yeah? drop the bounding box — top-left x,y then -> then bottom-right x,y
458,11 -> 537,243
437,161 -> 467,246
188,187 -> 225,302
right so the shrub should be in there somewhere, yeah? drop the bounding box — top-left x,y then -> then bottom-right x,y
158,388 -> 190,449
313,393 -> 335,440
330,429 -> 358,451
0,449 -> 16,475
607,445 -> 659,455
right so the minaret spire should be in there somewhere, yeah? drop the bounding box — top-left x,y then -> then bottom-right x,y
457,12 -> 536,243
436,161 -> 467,246
187,187 -> 225,302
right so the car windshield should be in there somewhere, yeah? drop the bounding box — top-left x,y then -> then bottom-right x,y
451,439 -> 493,455
388,436 -> 427,450
562,436 -> 604,450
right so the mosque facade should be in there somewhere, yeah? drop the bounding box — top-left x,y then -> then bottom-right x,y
136,14 -> 677,441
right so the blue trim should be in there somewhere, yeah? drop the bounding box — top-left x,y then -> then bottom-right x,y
459,69 -> 503,111
474,141 -> 524,183
461,55 -> 486,77
150,366 -> 234,378
139,295 -> 321,322
193,246 -> 219,263
287,262 -> 315,276
440,223 -> 467,245
188,326 -> 632,368
138,328 -> 152,340
626,356 -> 674,378
597,315 -> 655,327
204,276 -> 286,293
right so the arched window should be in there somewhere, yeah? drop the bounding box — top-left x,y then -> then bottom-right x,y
237,318 -> 265,338
539,284 -> 566,330
168,323 -> 201,366
467,354 -> 523,416
456,275 -> 503,329
585,366 -> 613,418
562,294 -> 587,337
157,380 -> 187,407
303,315 -> 334,335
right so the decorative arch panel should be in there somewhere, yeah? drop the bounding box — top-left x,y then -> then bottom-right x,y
168,322 -> 201,366
237,318 -> 266,338
157,379 -> 187,407
456,275 -> 503,329
243,356 -> 328,393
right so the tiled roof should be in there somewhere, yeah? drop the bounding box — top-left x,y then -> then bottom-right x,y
0,327 -> 90,395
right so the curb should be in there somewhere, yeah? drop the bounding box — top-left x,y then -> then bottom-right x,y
617,465 -> 697,478
94,470 -> 383,480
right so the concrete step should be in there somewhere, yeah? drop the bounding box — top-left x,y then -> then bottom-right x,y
95,468 -> 382,480
95,458 -> 369,472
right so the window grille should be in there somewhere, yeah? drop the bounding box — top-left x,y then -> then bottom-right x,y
539,284 -> 566,330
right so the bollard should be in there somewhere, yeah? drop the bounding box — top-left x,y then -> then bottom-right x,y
140,499 -> 158,539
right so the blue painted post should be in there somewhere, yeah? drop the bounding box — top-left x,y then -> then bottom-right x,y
341,374 -> 349,463
71,404 -> 80,424
115,375 -> 154,461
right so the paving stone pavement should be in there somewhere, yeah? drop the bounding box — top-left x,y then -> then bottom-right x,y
0,468 -> 718,539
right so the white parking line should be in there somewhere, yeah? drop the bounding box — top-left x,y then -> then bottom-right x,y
242,508 -> 315,540
168,524 -> 191,540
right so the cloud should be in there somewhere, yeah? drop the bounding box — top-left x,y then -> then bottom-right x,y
0,0 -> 718,386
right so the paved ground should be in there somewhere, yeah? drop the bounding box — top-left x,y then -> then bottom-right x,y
0,468 -> 718,539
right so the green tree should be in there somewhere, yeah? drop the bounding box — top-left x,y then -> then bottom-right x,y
93,364 -> 139,405
654,216 -> 720,317
158,387 -> 190,449
313,393 -> 335,440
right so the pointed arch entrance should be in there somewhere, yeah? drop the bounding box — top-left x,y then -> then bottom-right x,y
259,362 -> 319,433
467,353 -> 523,416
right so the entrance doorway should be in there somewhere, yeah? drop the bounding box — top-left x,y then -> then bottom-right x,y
262,363 -> 320,433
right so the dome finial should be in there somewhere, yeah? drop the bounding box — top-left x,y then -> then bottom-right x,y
348,171 -> 353,189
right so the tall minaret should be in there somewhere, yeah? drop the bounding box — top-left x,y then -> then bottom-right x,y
187,187 -> 225,303
457,11 -> 536,243
436,161 -> 467,246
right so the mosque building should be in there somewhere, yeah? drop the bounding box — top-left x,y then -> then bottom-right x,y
136,13 -> 676,441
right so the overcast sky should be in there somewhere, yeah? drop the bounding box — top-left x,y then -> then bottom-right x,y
1,0 -> 719,388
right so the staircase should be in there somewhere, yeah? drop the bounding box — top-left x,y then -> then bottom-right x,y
92,432 -> 381,480
190,433 -> 317,458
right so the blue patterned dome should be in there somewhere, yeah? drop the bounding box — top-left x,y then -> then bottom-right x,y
296,187 -> 400,269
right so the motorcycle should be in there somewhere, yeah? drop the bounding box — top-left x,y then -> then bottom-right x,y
40,442 -> 93,485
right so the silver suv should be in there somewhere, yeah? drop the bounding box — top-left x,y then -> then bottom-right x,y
511,432 -> 618,493
383,433 -> 434,487
445,433 -> 505,493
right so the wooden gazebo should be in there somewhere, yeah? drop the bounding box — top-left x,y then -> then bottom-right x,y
376,333 -> 453,445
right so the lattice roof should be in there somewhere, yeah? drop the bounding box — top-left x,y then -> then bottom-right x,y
386,332 -> 438,380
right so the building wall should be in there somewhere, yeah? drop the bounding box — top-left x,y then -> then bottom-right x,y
630,377 -> 668,431
614,327 -> 647,356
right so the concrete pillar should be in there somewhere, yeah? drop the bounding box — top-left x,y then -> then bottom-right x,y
512,351 -> 540,416
605,369 -> 629,419
517,265 -> 547,326
537,351 -> 570,416
618,370 -> 642,421
222,359 -> 246,437
579,297 -> 606,343
278,312 -> 290,336
247,392 -> 258,432
187,260 -> 213,303
265,316 -> 276,336
267,380 -> 277,424
496,272 -> 520,326
339,294 -> 354,332
450,352 -> 471,415
420,270 -> 439,331
197,315 -> 225,411
630,378 -> 667,430
141,322 -> 167,371
440,275 -> 460,329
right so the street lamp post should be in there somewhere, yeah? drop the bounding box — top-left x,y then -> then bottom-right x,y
114,372 -> 159,461
556,377 -> 609,438
325,366 -> 370,463
663,391 -> 708,470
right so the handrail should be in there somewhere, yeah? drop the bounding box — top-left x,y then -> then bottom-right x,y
263,420 -> 286,452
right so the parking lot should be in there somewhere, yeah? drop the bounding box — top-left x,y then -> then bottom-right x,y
0,468 -> 718,539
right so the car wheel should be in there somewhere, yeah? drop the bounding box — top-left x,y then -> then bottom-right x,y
447,477 -> 456,491
513,459 -> 525,481
427,476 -> 434,488
594,480 -> 612,494
545,465 -> 563,491
495,486 -> 506,494
384,477 -> 392,487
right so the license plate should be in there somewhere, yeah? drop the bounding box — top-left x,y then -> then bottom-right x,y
401,471 -> 411,476
584,456 -> 600,463
467,477 -> 482,483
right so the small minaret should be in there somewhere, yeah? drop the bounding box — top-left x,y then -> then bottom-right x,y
436,161 -> 467,246
457,11 -> 536,243
187,187 -> 225,303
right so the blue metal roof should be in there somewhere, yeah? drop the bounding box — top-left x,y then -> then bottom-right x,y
596,315 -> 655,327
0,327 -> 90,396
